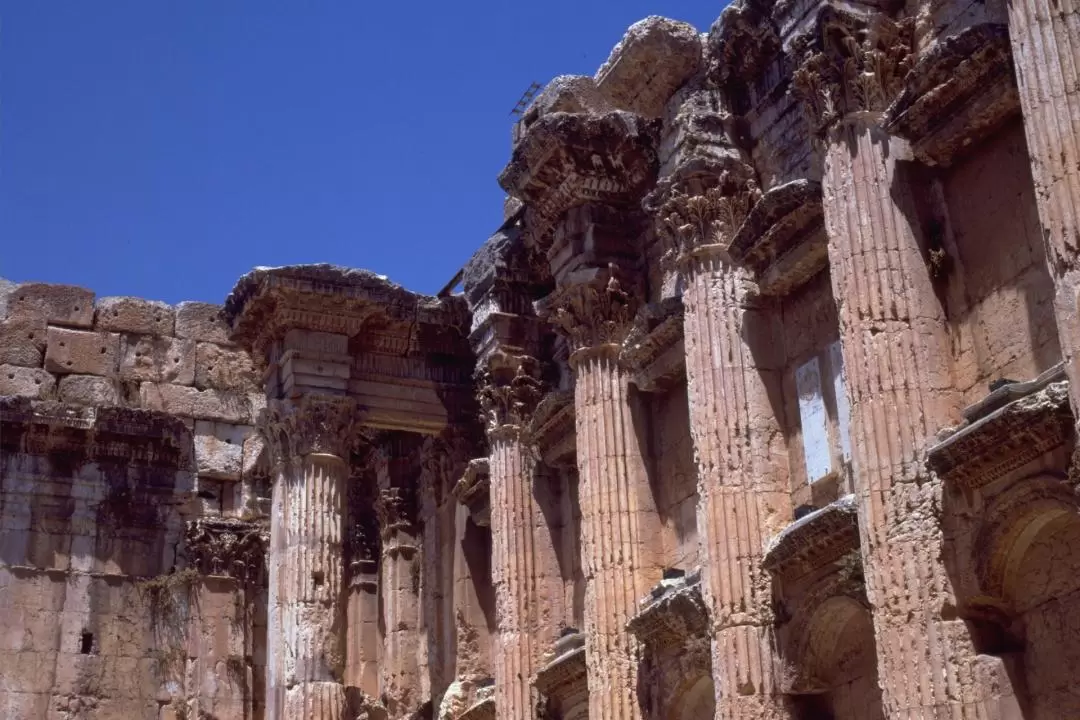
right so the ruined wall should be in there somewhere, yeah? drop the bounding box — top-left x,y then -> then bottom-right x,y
0,281 -> 268,720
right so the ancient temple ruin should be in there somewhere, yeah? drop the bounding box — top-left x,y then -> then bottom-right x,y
2,0 -> 1080,717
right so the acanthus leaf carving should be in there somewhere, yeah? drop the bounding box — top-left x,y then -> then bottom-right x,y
185,517 -> 269,585
259,395 -> 361,463
475,354 -> 546,434
545,266 -> 640,352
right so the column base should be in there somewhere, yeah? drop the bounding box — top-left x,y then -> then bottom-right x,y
284,681 -> 347,720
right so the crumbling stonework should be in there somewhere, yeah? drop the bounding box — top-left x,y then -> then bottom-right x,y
3,2 -> 1080,719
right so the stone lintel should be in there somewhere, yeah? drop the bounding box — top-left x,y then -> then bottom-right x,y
626,569 -> 709,650
534,631 -> 588,699
529,391 -> 576,469
928,370 -> 1072,491
453,458 -> 492,527
499,112 -> 660,247
0,395 -> 194,469
594,16 -> 703,119
185,516 -> 268,585
622,298 -> 686,392
885,24 -> 1020,168
727,179 -> 826,296
762,495 -> 860,580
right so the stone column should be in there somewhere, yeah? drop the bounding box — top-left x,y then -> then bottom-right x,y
659,170 -> 794,718
1007,0 -> 1080,419
375,436 -> 424,718
548,270 -> 662,720
263,395 -> 357,720
345,469 -> 381,703
794,19 -> 999,716
477,356 -> 552,719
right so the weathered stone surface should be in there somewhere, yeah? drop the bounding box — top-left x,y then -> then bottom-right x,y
175,301 -> 233,344
5,282 -> 95,327
0,314 -> 47,367
139,382 -> 265,423
193,420 -> 253,480
0,365 -> 56,399
44,326 -> 121,376
195,341 -> 260,391
119,333 -> 196,384
57,374 -> 120,405
95,296 -> 176,335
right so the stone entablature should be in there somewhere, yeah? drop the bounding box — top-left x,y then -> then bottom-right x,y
534,631 -> 588,716
626,570 -> 709,650
763,495 -> 860,581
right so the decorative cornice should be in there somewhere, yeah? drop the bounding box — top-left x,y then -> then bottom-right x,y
626,570 -> 710,651
707,0 -> 781,90
452,458 -> 491,527
529,391 -> 576,468
534,631 -> 588,698
726,179 -> 827,296
790,11 -> 915,136
260,395 -> 361,462
185,517 -> 268,585
928,367 -> 1072,491
762,495 -> 860,580
621,298 -> 686,392
884,24 -> 1020,167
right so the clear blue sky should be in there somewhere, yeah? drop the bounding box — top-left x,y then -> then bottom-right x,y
1,2 -> 724,304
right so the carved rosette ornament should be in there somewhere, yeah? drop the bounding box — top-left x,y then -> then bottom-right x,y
790,12 -> 915,135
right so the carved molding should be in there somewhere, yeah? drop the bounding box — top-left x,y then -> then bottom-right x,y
529,391 -> 576,468
260,395 -> 361,463
453,458 -> 492,527
790,11 -> 915,135
626,570 -> 710,653
534,631 -> 588,701
763,495 -> 860,581
185,517 -> 268,585
620,298 -> 686,392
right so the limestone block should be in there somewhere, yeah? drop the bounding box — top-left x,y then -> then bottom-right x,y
5,282 -> 95,328
57,374 -> 119,405
175,301 -> 233,345
195,342 -> 259,391
119,334 -> 195,384
0,314 -> 47,367
139,382 -> 266,423
194,420 -> 252,480
242,432 -> 267,477
44,327 -> 120,376
95,296 -> 175,335
0,365 -> 56,398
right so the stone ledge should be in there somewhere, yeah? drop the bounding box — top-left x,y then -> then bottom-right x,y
622,297 -> 685,393
534,630 -> 587,698
763,495 -> 860,580
885,24 -> 1020,168
626,569 -> 709,650
727,179 -> 826,296
452,458 -> 491,527
529,391 -> 576,469
928,366 -> 1072,491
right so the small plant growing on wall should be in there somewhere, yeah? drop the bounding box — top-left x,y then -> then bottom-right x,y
138,567 -> 200,682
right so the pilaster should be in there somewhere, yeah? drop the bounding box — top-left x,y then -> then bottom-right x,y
793,13 -> 1008,716
261,394 -> 359,720
654,159 -> 795,720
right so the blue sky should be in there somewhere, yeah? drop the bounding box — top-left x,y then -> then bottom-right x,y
1,2 -> 724,304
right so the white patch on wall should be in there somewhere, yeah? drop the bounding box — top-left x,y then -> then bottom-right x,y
796,356 -> 832,482
828,341 -> 852,463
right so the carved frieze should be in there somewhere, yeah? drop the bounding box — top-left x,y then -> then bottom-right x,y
885,24 -> 1020,167
790,10 -> 915,135
928,368 -> 1073,491
762,495 -> 860,581
185,516 -> 268,585
260,395 -> 361,463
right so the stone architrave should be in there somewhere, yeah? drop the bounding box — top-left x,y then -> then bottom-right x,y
261,395 -> 359,720
792,14 -> 1010,716
655,162 -> 795,719
547,268 -> 662,720
1005,0 -> 1080,439
476,354 -> 553,719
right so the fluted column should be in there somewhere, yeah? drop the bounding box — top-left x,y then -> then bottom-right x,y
477,357 -> 553,719
794,19 -> 999,712
1008,0 -> 1080,419
656,165 -> 793,719
549,272 -> 662,720
376,436 -> 424,718
263,395 -> 358,720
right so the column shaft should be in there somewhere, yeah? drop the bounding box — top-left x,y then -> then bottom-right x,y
682,259 -> 792,720
280,453 -> 348,720
381,528 -> 421,716
1008,0 -> 1080,413
823,118 -> 989,717
574,349 -> 659,720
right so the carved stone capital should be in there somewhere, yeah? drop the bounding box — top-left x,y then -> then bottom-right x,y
260,395 -> 361,463
475,353 -> 545,435
540,267 -> 640,356
790,11 -> 915,135
185,517 -> 268,585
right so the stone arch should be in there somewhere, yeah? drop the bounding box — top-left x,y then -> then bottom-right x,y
668,674 -> 714,720
973,473 -> 1080,608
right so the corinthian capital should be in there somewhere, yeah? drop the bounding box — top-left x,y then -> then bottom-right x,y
543,266 -> 639,353
260,395 -> 360,463
790,11 -> 914,135
475,353 -> 545,435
